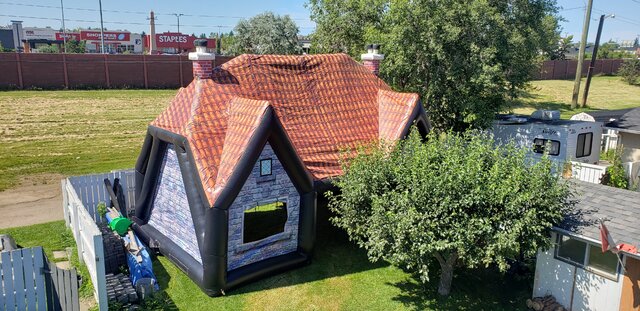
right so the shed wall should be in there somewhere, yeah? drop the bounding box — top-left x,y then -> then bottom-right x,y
227,142 -> 299,271
534,246 -> 623,311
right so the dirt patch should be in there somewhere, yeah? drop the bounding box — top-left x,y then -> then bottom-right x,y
0,174 -> 65,229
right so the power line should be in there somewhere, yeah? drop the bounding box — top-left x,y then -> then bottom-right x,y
593,8 -> 640,26
0,2 -> 313,21
560,6 -> 586,11
0,14 -> 316,29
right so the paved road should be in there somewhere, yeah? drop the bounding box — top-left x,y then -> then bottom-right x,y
0,182 -> 63,229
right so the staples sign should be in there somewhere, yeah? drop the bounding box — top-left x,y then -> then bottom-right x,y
155,33 -> 196,48
80,31 -> 130,42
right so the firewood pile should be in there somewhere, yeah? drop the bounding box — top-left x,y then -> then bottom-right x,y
526,295 -> 567,311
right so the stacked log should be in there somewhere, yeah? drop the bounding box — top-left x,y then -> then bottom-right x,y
526,295 -> 566,311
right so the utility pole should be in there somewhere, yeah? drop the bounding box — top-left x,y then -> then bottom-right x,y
98,0 -> 105,53
173,13 -> 184,54
571,0 -> 593,109
581,14 -> 614,108
60,0 -> 66,53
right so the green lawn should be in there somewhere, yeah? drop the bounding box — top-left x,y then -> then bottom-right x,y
512,76 -> 640,118
152,212 -> 532,310
0,89 -> 174,191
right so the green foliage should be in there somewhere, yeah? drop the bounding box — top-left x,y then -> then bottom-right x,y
38,44 -> 60,53
597,41 -> 629,59
308,0 -> 560,132
231,12 -> 301,55
0,41 -> 13,52
327,129 -> 574,295
619,58 -> 640,85
64,40 -> 86,53
600,147 -> 629,189
547,35 -> 573,60
97,202 -> 107,217
218,31 -> 236,56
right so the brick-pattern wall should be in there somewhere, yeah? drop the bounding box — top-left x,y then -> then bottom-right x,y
0,52 -> 232,89
148,144 -> 202,264
227,142 -> 299,271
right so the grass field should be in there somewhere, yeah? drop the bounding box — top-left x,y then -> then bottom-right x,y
513,76 -> 640,118
0,89 -> 174,191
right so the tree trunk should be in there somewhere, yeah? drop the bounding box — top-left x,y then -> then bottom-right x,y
434,251 -> 458,296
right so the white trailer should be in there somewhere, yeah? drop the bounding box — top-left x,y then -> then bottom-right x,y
492,111 -> 603,165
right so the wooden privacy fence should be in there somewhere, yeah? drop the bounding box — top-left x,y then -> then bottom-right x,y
0,53 -> 233,90
0,246 -> 80,311
533,59 -> 624,80
62,170 -> 135,311
47,262 -> 80,311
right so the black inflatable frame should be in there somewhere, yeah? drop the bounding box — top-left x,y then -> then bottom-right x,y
132,101 -> 430,296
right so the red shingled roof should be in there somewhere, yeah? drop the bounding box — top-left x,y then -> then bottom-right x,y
151,53 -> 421,205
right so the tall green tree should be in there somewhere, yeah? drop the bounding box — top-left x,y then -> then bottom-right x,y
597,41 -> 627,59
64,40 -> 86,53
231,12 -> 301,55
327,130 -> 574,296
308,0 -> 560,132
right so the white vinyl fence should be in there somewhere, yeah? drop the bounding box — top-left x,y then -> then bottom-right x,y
62,170 -> 135,311
571,161 -> 608,184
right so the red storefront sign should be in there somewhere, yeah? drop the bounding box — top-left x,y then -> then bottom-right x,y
145,33 -> 216,49
55,32 -> 80,41
80,31 -> 130,42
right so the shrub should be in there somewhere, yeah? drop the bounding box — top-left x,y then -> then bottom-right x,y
328,129 -> 574,296
600,147 -> 628,189
618,59 -> 640,85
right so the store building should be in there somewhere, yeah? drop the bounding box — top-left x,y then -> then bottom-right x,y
80,30 -> 143,54
144,32 -> 216,54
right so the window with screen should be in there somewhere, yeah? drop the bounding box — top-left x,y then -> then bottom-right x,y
576,133 -> 593,158
555,234 -> 619,279
533,138 -> 561,156
243,201 -> 287,243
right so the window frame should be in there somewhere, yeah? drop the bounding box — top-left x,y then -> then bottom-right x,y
533,138 -> 561,156
241,198 -> 289,245
259,158 -> 273,177
576,132 -> 593,158
554,233 -> 620,281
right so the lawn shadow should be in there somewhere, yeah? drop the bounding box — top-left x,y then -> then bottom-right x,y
226,196 -> 388,295
151,195 -> 387,298
507,88 -> 604,117
389,265 -> 533,311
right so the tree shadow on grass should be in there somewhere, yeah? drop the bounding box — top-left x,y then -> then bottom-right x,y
151,195 -> 387,298
226,199 -> 388,296
389,264 -> 533,311
507,88 -> 604,117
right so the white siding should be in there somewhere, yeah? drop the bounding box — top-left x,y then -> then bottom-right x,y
534,248 -> 623,311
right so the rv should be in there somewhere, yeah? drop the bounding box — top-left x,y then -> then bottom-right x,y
492,111 -> 602,164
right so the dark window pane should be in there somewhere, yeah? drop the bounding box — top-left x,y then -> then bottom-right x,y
243,201 -> 287,243
588,245 -> 618,275
576,133 -> 593,158
557,235 -> 587,265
